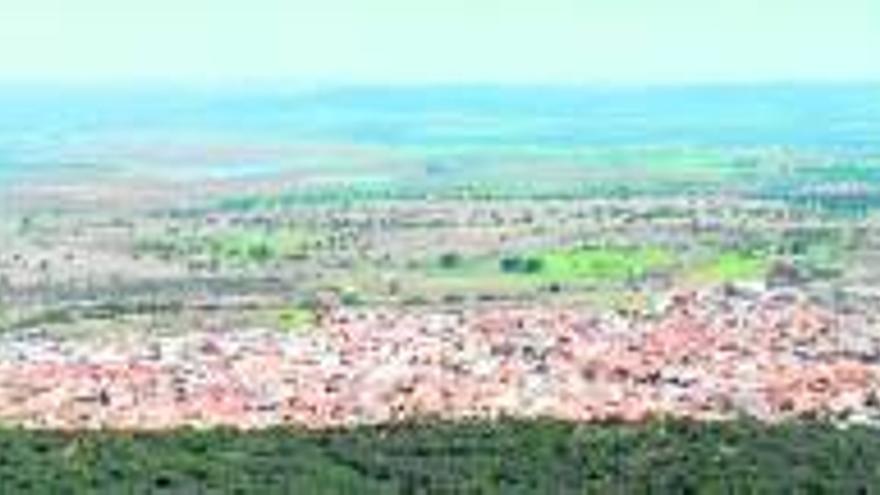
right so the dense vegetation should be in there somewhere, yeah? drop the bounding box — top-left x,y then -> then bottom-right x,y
0,418 -> 878,494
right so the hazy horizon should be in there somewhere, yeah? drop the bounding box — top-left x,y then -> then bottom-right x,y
2,84 -> 878,187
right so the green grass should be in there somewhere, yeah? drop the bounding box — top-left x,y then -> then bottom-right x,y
692,251 -> 770,283
275,307 -> 317,332
538,247 -> 675,281
423,245 -> 774,298
0,418 -> 878,493
495,247 -> 675,283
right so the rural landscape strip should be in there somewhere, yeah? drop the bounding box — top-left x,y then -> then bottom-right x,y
3,144 -> 880,492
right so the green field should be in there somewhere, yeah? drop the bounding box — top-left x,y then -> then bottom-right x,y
431,246 -> 768,288
536,247 -> 675,281
274,306 -> 318,332
690,251 -> 771,283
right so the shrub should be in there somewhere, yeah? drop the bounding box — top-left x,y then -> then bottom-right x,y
247,243 -> 273,263
500,256 -> 543,274
439,252 -> 463,269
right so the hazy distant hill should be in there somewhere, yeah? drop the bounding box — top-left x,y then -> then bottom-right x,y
1,84 -> 878,184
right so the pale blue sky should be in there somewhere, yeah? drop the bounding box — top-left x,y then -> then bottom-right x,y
1,0 -> 878,85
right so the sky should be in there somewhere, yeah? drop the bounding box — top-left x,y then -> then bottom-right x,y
0,0 -> 879,86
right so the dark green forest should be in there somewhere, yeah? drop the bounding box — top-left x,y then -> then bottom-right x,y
0,418 -> 878,494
